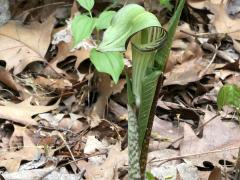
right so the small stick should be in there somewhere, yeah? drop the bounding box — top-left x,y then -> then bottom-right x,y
198,44 -> 218,77
18,2 -> 70,16
149,146 -> 239,165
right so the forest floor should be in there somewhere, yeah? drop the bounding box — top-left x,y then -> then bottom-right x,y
0,0 -> 240,179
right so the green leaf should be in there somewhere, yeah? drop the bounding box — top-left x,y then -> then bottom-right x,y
155,0 -> 185,70
97,4 -> 161,52
71,15 -> 96,47
96,11 -> 116,30
90,49 -> 124,83
159,0 -> 173,11
217,84 -> 240,110
76,0 -> 94,12
146,171 -> 155,180
138,70 -> 161,148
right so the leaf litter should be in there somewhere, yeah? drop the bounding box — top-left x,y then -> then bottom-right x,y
0,0 -> 240,179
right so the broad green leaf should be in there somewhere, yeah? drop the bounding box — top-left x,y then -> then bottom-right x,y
76,0 -> 94,12
217,84 -> 240,110
138,70 -> 161,148
97,4 -> 161,52
90,49 -> 124,83
155,0 -> 185,70
96,11 -> 116,30
71,15 -> 96,47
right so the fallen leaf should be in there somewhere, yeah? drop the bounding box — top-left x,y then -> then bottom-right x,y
0,125 -> 42,172
164,58 -> 214,86
180,110 -> 240,166
210,1 -> 240,42
208,166 -> 222,180
44,41 -> 91,78
150,116 -> 183,150
0,16 -> 55,74
58,116 -> 87,133
88,74 -> 125,128
1,167 -> 82,180
0,97 -> 59,125
108,100 -> 128,121
150,162 -> 199,180
34,76 -> 72,92
0,67 -> 29,98
84,135 -> 107,154
83,143 -> 127,180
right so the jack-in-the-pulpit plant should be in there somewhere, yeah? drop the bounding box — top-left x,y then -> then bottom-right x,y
71,0 -> 185,179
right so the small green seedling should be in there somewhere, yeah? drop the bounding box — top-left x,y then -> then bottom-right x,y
217,84 -> 240,115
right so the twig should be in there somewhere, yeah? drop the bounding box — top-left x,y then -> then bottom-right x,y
202,42 -> 235,63
18,2 -> 71,17
180,29 -> 240,39
55,131 -> 79,172
100,118 -> 124,141
198,44 -> 218,77
180,30 -> 226,38
149,146 -> 240,165
56,132 -> 75,160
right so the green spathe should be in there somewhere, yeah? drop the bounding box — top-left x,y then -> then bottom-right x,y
98,4 -> 161,52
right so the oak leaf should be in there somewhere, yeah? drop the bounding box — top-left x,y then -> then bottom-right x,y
0,16 -> 55,74
0,97 -> 59,125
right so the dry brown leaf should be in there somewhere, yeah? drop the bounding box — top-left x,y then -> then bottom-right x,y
0,67 -> 29,99
0,97 -> 59,125
88,74 -> 126,128
34,76 -> 72,92
226,74 -> 240,86
188,0 -> 240,52
0,16 -> 55,74
0,125 -> 42,172
80,143 -> 127,180
44,41 -> 91,78
150,116 -> 183,150
58,117 -> 87,133
187,0 -> 223,9
108,100 -> 128,121
210,1 -> 240,39
208,166 -> 222,180
180,110 -> 240,166
164,58 -> 213,86
210,2 -> 240,52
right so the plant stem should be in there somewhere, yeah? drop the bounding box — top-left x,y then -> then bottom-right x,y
88,10 -> 92,18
